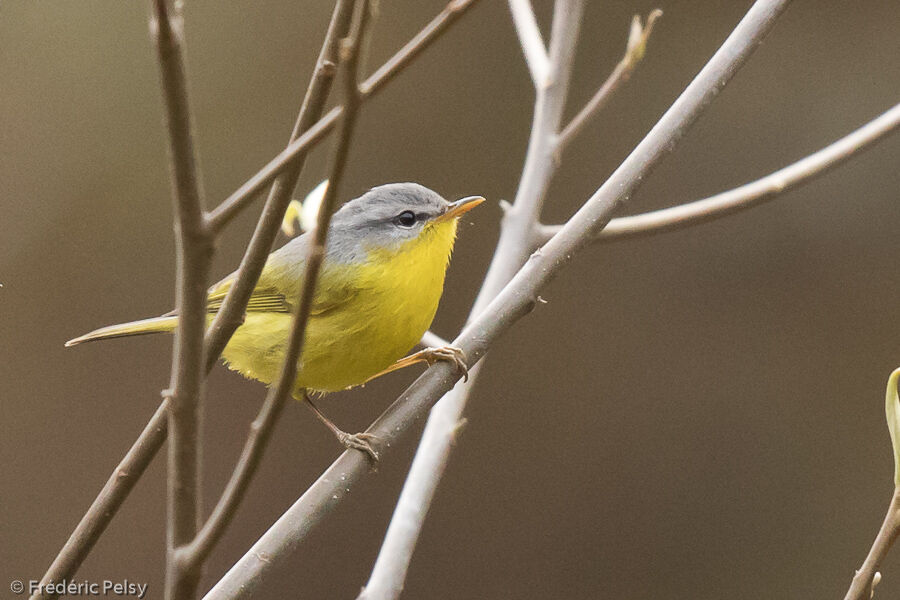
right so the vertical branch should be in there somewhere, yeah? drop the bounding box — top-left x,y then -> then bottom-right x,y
150,1 -> 213,599
477,0 -> 583,303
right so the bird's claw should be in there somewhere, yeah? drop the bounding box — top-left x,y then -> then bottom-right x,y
336,431 -> 380,461
424,346 -> 469,382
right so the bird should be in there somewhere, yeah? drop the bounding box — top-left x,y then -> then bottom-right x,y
66,182 -> 484,459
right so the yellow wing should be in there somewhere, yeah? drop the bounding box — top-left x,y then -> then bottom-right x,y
201,259 -> 359,317
206,280 -> 291,314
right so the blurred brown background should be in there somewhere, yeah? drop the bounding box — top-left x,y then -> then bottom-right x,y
2,1 -> 899,598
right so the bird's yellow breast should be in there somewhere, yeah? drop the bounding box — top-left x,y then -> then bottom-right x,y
220,219 -> 459,393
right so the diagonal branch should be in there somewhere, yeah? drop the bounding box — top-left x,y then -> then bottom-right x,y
507,0 -> 550,87
203,1 -> 791,598
32,3 -> 479,591
537,101 -> 900,245
149,1 -> 214,599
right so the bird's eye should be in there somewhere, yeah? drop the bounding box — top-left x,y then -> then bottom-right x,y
394,211 -> 416,228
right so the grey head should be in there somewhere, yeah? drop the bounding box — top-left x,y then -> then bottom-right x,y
322,182 -> 453,264
271,183 -> 483,268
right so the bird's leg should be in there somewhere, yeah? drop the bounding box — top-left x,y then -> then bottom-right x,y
364,346 -> 469,384
302,392 -> 379,461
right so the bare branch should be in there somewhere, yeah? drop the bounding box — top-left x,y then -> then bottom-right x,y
178,0 -> 356,555
149,1 -> 214,598
357,0 -> 478,97
507,0 -> 549,87
33,2 -> 477,587
556,9 -> 662,154
538,101 -> 900,245
203,2 -> 790,597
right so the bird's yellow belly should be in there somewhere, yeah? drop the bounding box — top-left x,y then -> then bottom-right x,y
219,228 -> 452,394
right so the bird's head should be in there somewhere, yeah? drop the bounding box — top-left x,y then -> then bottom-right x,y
326,183 -> 484,262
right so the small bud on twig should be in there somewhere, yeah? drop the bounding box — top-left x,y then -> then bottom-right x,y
626,9 -> 663,65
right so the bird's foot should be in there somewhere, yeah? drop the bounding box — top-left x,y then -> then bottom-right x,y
421,346 -> 469,381
335,430 -> 380,461
302,393 -> 380,461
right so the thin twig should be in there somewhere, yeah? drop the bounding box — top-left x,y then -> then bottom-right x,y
556,9 -> 662,153
33,2 -> 477,587
361,0 -> 583,596
204,2 -> 790,598
536,101 -> 900,245
149,1 -> 213,598
507,0 -> 549,87
844,488 -> 900,600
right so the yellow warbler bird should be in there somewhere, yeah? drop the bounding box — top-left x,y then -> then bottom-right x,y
67,183 -> 484,458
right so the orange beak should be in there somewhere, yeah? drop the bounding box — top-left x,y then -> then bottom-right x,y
434,195 -> 485,224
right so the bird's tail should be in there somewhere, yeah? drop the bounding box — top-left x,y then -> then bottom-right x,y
65,316 -> 178,347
